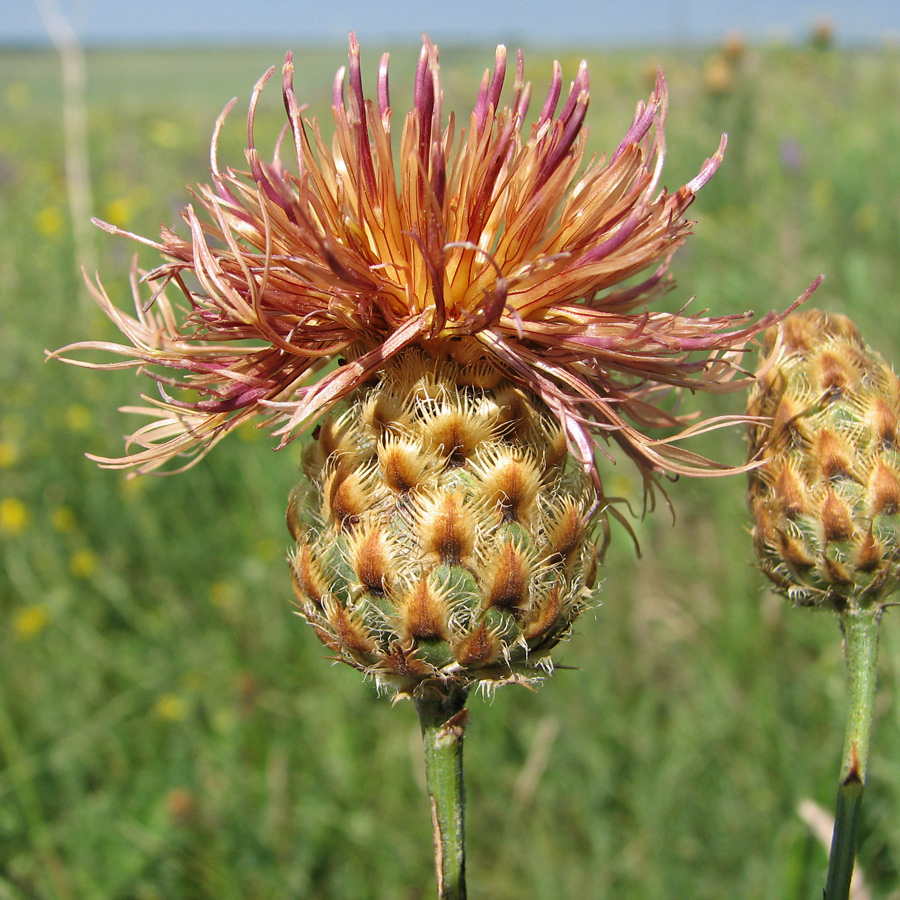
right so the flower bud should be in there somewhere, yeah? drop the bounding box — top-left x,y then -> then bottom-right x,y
748,310 -> 900,609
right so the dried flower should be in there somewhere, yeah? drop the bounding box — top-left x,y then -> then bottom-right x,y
54,34 -> 799,489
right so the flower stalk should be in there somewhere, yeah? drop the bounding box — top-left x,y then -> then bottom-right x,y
824,608 -> 882,900
415,686 -> 470,900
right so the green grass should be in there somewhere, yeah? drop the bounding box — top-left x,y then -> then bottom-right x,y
2,38 -> 900,899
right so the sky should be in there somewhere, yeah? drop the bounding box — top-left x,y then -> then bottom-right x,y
7,0 -> 900,47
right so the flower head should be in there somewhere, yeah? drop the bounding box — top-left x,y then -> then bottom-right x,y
54,35 -> 807,486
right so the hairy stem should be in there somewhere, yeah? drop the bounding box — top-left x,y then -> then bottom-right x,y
415,686 -> 470,900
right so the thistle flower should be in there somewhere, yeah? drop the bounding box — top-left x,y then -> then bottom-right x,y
55,35 -> 804,692
748,309 -> 900,610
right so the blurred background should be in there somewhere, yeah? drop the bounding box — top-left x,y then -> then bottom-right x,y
2,2 -> 900,898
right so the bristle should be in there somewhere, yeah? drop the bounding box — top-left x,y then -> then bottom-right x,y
397,575 -> 450,642
453,622 -> 501,667
776,529 -> 816,572
382,643 -> 436,678
813,350 -> 856,399
415,489 -> 479,567
822,555 -> 853,585
422,403 -> 495,468
544,497 -> 585,565
853,530 -> 884,573
455,358 -> 505,390
491,386 -> 535,441
867,460 -> 900,516
316,413 -> 360,459
323,462 -> 375,530
521,584 -> 563,642
542,424 -> 569,471
286,486 -> 305,541
582,544 -> 598,588
363,391 -> 413,440
820,488 -> 854,544
481,537 -> 532,612
813,430 -> 854,481
773,463 -> 807,520
325,600 -> 378,655
780,314 -> 819,354
474,449 -> 542,527
868,397 -> 899,448
825,313 -> 863,345
769,393 -> 810,453
346,523 -> 396,597
377,436 -> 434,496
291,539 -> 331,606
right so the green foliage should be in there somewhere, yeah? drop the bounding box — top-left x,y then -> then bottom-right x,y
1,40 -> 900,899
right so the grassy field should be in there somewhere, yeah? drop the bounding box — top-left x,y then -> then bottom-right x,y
2,36 -> 900,899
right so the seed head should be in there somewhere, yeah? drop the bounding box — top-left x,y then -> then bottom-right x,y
748,309 -> 900,610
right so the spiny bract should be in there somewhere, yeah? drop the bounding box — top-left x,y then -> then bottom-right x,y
287,350 -> 600,694
748,309 -> 900,611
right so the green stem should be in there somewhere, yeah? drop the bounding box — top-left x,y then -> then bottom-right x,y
414,685 -> 470,900
824,609 -> 882,900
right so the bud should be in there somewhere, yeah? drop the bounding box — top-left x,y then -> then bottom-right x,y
748,309 -> 900,610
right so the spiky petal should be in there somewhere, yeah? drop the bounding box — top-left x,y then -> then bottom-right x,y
53,34 -> 810,484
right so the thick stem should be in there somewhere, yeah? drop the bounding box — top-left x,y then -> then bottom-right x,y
414,685 -> 470,900
824,609 -> 882,900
